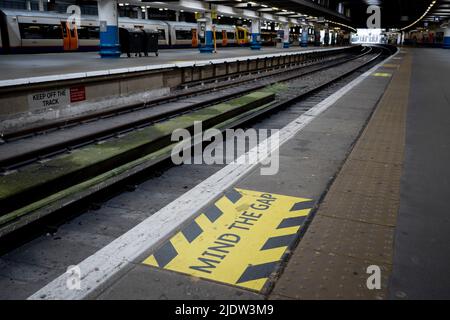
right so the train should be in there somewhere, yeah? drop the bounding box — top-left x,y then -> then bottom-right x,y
0,9 -> 251,54
404,27 -> 446,47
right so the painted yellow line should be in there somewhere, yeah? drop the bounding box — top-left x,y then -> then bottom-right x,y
142,188 -> 314,292
373,72 -> 392,77
382,64 -> 400,68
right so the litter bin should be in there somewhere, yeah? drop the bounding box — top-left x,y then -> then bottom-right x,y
119,27 -> 131,57
119,27 -> 143,57
129,29 -> 144,57
142,29 -> 159,57
119,28 -> 159,58
145,30 -> 159,56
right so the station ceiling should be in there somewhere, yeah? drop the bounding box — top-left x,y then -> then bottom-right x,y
339,0 -> 439,29
202,0 -> 351,23
199,0 -> 445,29
139,1 -> 448,30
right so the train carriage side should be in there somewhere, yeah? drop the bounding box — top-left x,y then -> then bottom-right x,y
236,26 -> 250,46
77,16 -> 100,51
14,11 -> 67,53
19,16 -> 62,52
166,21 -> 238,48
407,27 -> 445,47
0,9 -> 250,53
0,9 -> 22,53
214,24 -> 236,47
165,21 -> 197,48
0,9 -> 84,53
118,18 -> 169,48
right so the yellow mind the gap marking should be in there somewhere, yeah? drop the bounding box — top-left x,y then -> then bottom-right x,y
382,64 -> 400,69
373,72 -> 392,77
143,188 -> 314,292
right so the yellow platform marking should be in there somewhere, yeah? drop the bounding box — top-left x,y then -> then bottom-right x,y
382,64 -> 400,69
143,188 -> 314,292
373,72 -> 392,77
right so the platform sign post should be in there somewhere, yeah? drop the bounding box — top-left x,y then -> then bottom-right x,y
331,29 -> 336,46
324,23 -> 330,46
97,0 -> 120,58
198,13 -> 214,53
283,23 -> 290,48
211,8 -> 218,53
212,25 -> 217,53
301,25 -> 308,47
314,27 -> 321,46
444,23 -> 450,49
250,18 -> 262,50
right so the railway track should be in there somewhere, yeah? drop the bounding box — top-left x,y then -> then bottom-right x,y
0,45 -> 388,240
0,45 -> 395,299
0,47 -> 362,171
1,49 -> 353,143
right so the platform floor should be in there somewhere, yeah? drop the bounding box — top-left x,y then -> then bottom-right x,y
92,51 -> 395,300
271,48 -> 450,300
389,48 -> 450,299
0,46 -> 342,81
22,47 -> 450,300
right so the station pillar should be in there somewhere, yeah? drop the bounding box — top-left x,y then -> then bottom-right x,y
250,19 -> 261,50
283,23 -> 290,48
198,13 -> 214,53
300,26 -> 308,47
97,0 -> 120,58
324,28 -> 330,46
314,28 -> 321,46
331,31 -> 336,45
443,22 -> 450,49
38,0 -> 44,11
404,31 -> 410,45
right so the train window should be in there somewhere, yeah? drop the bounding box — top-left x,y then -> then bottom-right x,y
238,29 -> 245,39
157,29 -> 166,40
19,23 -> 62,39
61,23 -> 67,38
227,32 -> 235,40
175,29 -> 192,40
88,27 -> 99,39
77,26 -> 88,39
215,31 -> 223,40
78,26 -> 99,39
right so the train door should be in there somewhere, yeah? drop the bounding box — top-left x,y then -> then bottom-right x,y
192,28 -> 198,47
236,27 -> 248,45
69,22 -> 78,50
61,21 -> 78,51
237,27 -> 243,45
222,30 -> 227,46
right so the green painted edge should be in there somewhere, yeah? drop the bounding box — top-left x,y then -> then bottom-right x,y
0,90 -> 276,201
0,98 -> 279,228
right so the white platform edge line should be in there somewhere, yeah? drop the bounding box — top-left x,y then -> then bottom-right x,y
28,48 -> 398,300
0,47 -> 349,88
